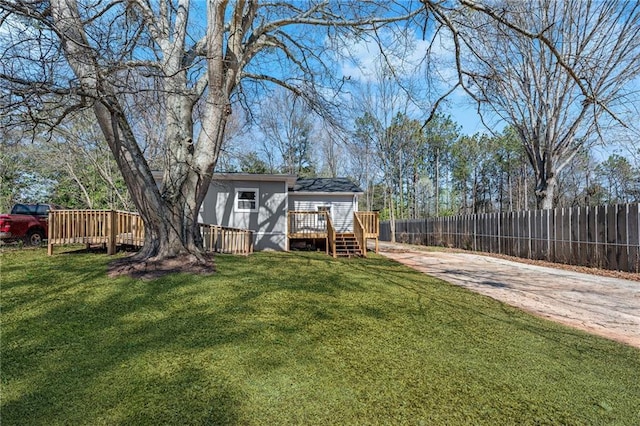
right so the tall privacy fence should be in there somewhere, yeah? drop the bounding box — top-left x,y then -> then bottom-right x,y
380,203 -> 640,273
48,209 -> 253,256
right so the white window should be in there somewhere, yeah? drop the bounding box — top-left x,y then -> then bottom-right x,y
235,188 -> 259,212
317,205 -> 331,222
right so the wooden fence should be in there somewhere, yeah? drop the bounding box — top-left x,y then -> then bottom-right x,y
380,203 -> 640,273
48,210 -> 253,256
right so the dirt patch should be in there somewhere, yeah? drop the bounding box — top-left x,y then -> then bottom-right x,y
376,241 -> 640,282
108,253 -> 216,280
482,252 -> 640,282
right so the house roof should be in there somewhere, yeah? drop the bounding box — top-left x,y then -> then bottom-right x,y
291,178 -> 363,194
152,171 -> 298,186
152,171 -> 362,194
214,173 -> 298,186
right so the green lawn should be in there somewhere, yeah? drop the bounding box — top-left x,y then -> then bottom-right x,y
1,248 -> 639,425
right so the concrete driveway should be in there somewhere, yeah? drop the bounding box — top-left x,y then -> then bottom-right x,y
376,242 -> 640,348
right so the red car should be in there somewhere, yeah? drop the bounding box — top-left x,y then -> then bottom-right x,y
0,203 -> 65,246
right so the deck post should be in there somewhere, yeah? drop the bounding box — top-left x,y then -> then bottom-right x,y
107,210 -> 117,255
47,211 -> 54,256
286,211 -> 290,252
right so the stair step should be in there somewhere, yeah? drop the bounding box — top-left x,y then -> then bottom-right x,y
333,233 -> 364,257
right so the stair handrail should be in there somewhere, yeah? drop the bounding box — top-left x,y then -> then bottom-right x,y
353,212 -> 367,258
355,211 -> 379,237
355,211 -> 379,253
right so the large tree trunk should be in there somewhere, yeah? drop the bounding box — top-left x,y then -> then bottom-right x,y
51,0 -> 223,276
388,186 -> 396,243
93,97 -> 218,275
434,149 -> 440,217
535,174 -> 557,210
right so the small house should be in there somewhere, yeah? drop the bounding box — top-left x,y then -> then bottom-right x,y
198,173 -> 379,257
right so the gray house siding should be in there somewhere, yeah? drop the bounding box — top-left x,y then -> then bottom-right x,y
202,179 -> 289,250
289,194 -> 357,232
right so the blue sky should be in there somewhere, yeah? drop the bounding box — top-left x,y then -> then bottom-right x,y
332,27 -> 498,136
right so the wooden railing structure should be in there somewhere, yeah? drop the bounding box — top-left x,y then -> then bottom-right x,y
288,210 -> 332,255
355,211 -> 380,253
200,223 -> 254,255
353,213 -> 366,258
288,210 -> 331,240
47,210 -> 253,256
287,211 -> 379,257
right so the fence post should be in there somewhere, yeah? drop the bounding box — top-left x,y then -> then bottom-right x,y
497,212 -> 502,254
546,209 -> 551,262
473,214 -> 477,251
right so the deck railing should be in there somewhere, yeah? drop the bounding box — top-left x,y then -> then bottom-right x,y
287,211 -> 337,256
353,213 -> 367,258
48,210 -> 252,256
287,211 -> 329,238
48,209 -> 119,254
115,211 -> 145,247
200,224 -> 253,255
355,211 -> 379,237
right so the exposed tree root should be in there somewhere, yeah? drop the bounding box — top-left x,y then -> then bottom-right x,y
108,253 -> 216,280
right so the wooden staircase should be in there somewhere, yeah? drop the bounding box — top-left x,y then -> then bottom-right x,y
287,211 -> 379,258
334,233 -> 364,257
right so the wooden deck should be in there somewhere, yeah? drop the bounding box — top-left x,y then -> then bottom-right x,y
287,211 -> 379,258
47,209 -> 379,259
47,210 -> 253,255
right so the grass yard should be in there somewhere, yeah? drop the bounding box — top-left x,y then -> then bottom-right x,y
1,248 -> 639,425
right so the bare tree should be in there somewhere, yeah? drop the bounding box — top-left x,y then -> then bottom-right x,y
315,124 -> 346,178
350,63 -> 418,241
452,0 -> 640,209
46,113 -> 135,210
258,90 -> 315,176
0,1 -> 423,273
596,154 -> 639,204
214,109 -> 251,172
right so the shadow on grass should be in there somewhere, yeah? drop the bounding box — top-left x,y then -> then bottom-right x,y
2,250 -> 639,425
1,250 -> 372,424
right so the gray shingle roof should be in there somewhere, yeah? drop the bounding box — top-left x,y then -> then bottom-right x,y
292,177 -> 363,193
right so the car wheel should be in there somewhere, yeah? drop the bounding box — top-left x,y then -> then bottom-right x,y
26,229 -> 44,246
